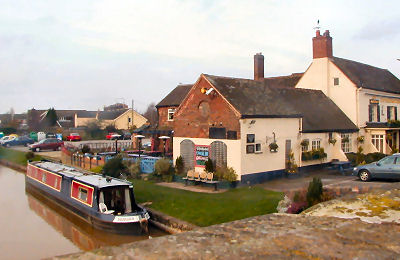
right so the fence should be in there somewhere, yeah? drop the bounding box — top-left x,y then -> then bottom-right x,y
62,147 -> 164,173
68,140 -> 134,153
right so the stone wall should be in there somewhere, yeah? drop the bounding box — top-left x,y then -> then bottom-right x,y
54,213 -> 400,259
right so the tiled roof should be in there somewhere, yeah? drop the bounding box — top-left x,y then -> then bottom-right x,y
204,74 -> 358,133
156,84 -> 193,108
331,57 -> 400,94
98,109 -> 128,120
76,111 -> 97,118
262,73 -> 303,88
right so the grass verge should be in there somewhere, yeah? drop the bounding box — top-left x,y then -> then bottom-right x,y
131,179 -> 283,227
0,147 -> 42,166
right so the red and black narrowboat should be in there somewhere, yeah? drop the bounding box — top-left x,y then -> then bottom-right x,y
26,160 -> 150,234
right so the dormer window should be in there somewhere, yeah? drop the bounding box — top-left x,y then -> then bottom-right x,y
333,77 -> 339,86
167,109 -> 175,121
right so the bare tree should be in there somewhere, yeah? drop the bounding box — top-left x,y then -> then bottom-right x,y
143,102 -> 158,126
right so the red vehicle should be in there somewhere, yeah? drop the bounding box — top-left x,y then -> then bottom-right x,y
106,132 -> 121,140
66,133 -> 81,141
29,138 -> 64,152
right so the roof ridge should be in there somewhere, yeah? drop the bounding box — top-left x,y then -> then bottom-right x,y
332,56 -> 387,71
264,73 -> 304,80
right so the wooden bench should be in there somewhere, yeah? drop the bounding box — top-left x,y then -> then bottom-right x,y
203,172 -> 220,191
182,170 -> 220,191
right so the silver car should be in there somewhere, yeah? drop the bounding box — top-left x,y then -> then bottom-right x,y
353,154 -> 400,181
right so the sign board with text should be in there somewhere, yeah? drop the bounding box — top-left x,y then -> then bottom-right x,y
194,145 -> 210,167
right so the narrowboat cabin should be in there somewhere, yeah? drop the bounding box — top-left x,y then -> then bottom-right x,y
26,160 -> 149,234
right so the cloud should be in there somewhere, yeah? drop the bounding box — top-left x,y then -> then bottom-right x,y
355,19 -> 400,40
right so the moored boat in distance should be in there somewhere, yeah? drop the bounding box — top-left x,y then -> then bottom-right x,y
26,160 -> 150,234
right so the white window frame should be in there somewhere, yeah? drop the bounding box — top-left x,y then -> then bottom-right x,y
255,143 -> 262,153
167,109 -> 175,121
312,139 -> 321,150
371,134 -> 384,153
340,133 -> 352,153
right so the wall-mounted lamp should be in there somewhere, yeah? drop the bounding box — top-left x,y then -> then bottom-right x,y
200,87 -> 214,95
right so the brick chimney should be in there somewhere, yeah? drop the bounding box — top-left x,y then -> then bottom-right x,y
254,53 -> 264,81
312,30 -> 333,59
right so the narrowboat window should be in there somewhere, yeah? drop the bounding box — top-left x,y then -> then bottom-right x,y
42,173 -> 47,183
78,187 -> 88,202
100,187 -> 133,214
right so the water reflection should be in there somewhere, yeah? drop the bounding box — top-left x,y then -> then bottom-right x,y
26,187 -> 165,251
0,166 -> 166,259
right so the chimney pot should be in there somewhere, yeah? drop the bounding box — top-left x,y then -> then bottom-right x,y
316,30 -> 321,36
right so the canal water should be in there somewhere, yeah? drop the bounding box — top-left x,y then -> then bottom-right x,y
0,166 -> 166,259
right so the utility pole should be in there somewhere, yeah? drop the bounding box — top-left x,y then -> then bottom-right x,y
131,99 -> 137,129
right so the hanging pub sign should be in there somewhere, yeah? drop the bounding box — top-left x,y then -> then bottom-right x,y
194,145 -> 210,167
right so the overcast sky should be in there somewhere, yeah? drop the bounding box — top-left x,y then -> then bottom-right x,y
1,0 -> 399,114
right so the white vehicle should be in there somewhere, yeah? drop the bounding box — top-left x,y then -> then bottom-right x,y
0,136 -> 16,145
37,132 -> 46,142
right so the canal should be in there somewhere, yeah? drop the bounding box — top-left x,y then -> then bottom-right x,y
0,165 -> 166,259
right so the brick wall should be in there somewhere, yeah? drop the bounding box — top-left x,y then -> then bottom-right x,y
174,76 -> 241,139
157,106 -> 176,129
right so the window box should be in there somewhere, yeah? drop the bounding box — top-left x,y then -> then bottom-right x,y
301,148 -> 327,161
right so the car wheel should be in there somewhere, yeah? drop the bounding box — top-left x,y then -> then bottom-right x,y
35,147 -> 40,152
359,170 -> 371,182
6,143 -> 10,147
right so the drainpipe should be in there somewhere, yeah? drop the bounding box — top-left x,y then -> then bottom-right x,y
356,87 -> 362,128
299,118 -> 303,168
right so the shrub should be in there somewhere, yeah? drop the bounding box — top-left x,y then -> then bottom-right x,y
287,201 -> 307,214
102,155 -> 128,178
355,146 -> 365,165
105,124 -> 117,133
175,156 -> 185,176
286,151 -> 298,174
302,148 -> 327,161
345,152 -> 356,165
129,159 -> 141,179
215,166 -> 237,182
365,152 -> 386,164
276,195 -> 291,213
154,158 -> 173,176
91,165 -> 103,174
25,151 -> 35,160
204,158 -> 214,173
81,144 -> 91,154
306,177 -> 323,207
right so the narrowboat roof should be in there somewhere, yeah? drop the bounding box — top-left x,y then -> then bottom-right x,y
32,161 -> 131,188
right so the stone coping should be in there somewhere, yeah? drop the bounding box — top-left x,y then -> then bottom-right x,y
53,213 -> 400,259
